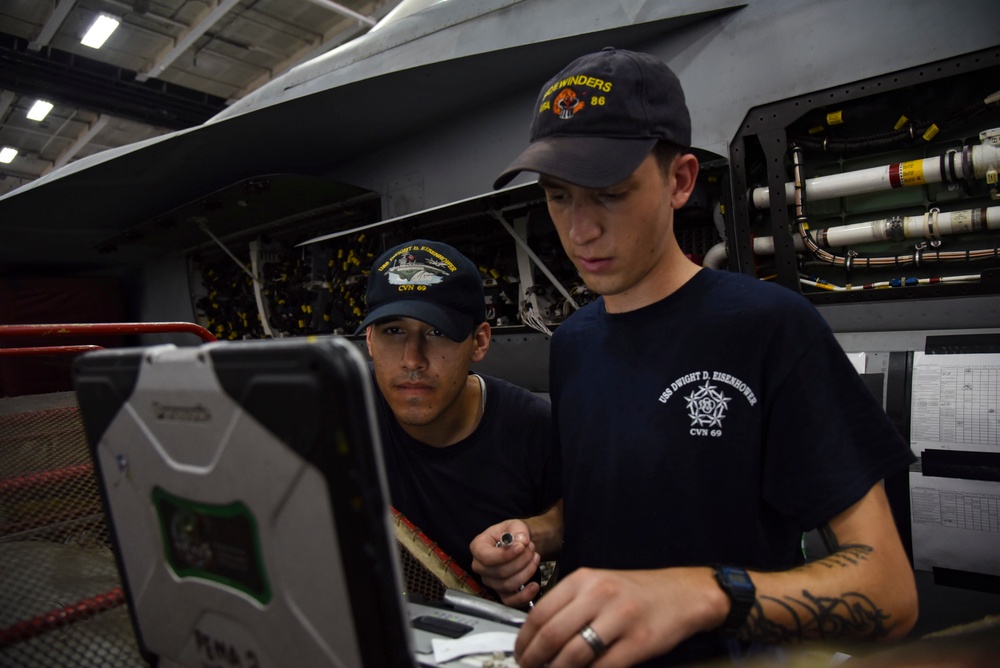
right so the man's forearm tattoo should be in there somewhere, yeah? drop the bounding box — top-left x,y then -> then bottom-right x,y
818,544 -> 872,569
742,589 -> 893,642
740,544 -> 894,643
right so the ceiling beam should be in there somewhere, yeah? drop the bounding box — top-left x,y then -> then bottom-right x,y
0,89 -> 15,120
0,33 -> 228,129
235,20 -> 367,99
45,114 -> 109,174
235,0 -> 389,100
305,0 -> 378,27
28,0 -> 77,52
136,0 -> 243,82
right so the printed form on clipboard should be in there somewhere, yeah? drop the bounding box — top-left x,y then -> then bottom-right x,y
908,351 -> 1000,578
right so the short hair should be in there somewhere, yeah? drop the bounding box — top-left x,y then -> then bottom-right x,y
651,140 -> 685,177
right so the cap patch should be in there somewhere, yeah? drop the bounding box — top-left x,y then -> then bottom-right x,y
539,74 -> 613,119
380,244 -> 459,288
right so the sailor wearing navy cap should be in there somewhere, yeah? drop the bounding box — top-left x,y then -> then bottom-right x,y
359,239 -> 562,596
472,47 -> 917,667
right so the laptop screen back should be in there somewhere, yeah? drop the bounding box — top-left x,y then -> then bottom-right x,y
73,336 -> 414,667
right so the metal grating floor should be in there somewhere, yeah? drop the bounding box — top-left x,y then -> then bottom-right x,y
0,393 -> 145,667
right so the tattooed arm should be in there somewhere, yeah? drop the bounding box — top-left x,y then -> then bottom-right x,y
512,483 -> 917,668
741,483 -> 918,644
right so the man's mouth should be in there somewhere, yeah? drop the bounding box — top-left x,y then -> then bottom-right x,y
576,256 -> 612,273
396,381 -> 433,392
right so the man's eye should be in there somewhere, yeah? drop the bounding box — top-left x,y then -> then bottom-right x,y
381,326 -> 403,335
597,190 -> 626,202
544,190 -> 567,203
427,329 -> 446,338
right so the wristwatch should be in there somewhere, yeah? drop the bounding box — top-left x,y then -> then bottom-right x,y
712,565 -> 755,635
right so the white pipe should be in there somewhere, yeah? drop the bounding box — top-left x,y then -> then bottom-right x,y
752,235 -> 806,255
702,241 -> 728,269
702,236 -> 808,268
248,239 -> 275,338
814,205 -> 1000,247
712,202 -> 725,238
752,131 -> 1000,209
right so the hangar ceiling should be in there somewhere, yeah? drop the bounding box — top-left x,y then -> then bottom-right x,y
0,0 -> 406,197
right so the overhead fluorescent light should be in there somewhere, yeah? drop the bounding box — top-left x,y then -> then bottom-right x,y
0,147 -> 17,164
27,100 -> 54,122
81,14 -> 120,49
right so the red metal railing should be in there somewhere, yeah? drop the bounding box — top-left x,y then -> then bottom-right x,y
0,322 -> 216,357
0,587 -> 127,650
0,345 -> 104,357
0,321 -> 216,663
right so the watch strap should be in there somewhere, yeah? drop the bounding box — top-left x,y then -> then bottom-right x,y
713,565 -> 755,635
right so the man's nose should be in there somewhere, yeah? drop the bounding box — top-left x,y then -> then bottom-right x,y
400,335 -> 427,370
568,201 -> 602,246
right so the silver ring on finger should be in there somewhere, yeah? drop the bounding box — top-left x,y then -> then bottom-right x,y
579,624 -> 607,658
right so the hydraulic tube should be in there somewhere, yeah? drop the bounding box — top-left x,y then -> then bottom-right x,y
708,206 -> 999,268
813,205 -> 1000,247
790,145 -> 1000,269
752,128 -> 1000,209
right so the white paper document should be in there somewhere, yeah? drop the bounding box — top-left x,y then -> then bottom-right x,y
910,472 -> 1000,576
910,352 -> 1000,457
431,632 -> 517,663
847,351 -> 866,375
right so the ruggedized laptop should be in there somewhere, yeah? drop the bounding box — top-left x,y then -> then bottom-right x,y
73,336 -> 521,668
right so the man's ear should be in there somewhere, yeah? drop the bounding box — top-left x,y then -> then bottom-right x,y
670,153 -> 700,210
471,322 -> 491,363
364,326 -> 374,358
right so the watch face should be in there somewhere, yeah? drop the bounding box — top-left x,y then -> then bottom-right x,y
718,566 -> 755,596
729,572 -> 752,586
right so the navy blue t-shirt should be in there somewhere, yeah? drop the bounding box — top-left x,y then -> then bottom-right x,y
551,268 -> 915,664
375,370 -> 559,586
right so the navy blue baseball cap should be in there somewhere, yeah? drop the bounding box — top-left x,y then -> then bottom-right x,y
357,240 -> 486,342
494,47 -> 691,189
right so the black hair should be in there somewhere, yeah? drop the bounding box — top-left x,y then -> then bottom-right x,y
651,140 -> 686,177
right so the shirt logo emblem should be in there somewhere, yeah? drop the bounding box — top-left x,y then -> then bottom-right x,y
658,371 -> 758,439
685,380 -> 730,429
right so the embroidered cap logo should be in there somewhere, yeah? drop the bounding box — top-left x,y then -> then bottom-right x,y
553,88 -> 584,119
383,247 -> 452,288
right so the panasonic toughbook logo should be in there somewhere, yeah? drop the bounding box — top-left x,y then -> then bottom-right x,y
153,401 -> 211,422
